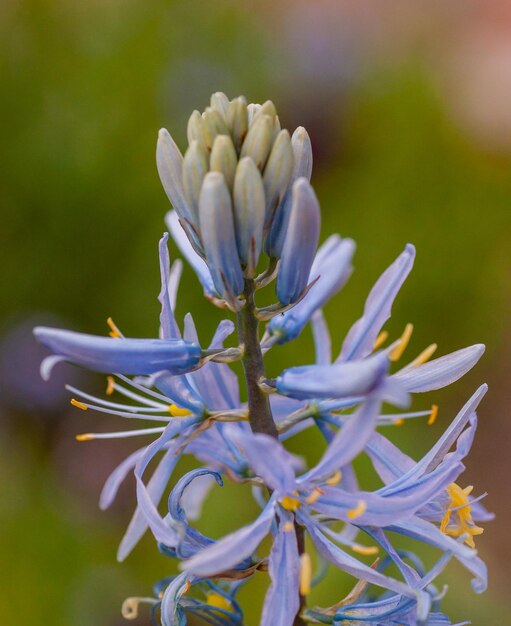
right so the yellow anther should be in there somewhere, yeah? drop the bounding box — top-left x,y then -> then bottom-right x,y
183,580 -> 191,595
326,470 -> 342,486
427,404 -> 439,426
70,399 -> 88,410
206,592 -> 233,613
106,375 -> 115,396
107,316 -> 122,338
347,500 -> 367,520
299,553 -> 312,596
393,418 -> 405,426
283,521 -> 295,532
351,544 -> 379,556
280,493 -> 301,511
440,483 -> 484,548
373,330 -> 389,351
389,323 -> 414,362
75,433 -> 93,441
411,343 -> 438,367
305,488 -> 324,505
168,404 -> 192,417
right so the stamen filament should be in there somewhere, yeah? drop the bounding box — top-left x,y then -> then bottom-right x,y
76,427 -> 166,441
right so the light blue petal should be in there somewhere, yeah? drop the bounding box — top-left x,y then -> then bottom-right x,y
159,233 -> 181,340
166,210 -> 216,297
339,244 -> 415,362
118,445 -> 181,561
134,419 -> 199,549
181,500 -> 276,577
300,513 -> 430,617
312,309 -> 332,365
379,385 -> 487,494
276,351 -> 389,400
157,129 -> 191,226
99,446 -> 146,510
392,345 -> 485,392
388,517 -> 487,593
260,511 -> 300,626
301,396 -> 381,483
34,327 -> 201,375
312,459 -> 462,526
270,235 -> 355,343
231,430 -> 300,497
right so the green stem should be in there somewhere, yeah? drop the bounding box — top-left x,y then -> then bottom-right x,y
237,279 -> 278,437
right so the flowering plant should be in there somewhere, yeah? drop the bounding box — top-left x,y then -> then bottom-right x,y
35,93 -> 492,626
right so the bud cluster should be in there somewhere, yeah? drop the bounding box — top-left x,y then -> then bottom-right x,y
157,92 -> 319,308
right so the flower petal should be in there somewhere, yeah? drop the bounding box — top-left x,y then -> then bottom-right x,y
34,327 -> 201,375
158,233 -> 181,340
260,511 -> 300,626
392,345 -> 485,393
338,244 -> 415,362
166,210 -> 216,297
301,395 -> 381,483
276,351 -> 389,401
231,430 -> 301,497
181,500 -> 276,576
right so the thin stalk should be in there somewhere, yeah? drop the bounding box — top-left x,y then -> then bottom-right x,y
237,279 -> 278,437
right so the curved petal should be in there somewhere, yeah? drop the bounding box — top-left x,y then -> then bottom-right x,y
392,345 -> 485,393
181,500 -> 276,577
300,513 -> 430,619
339,244 -> 415,362
118,444 -> 181,561
166,210 -> 216,297
34,327 -> 201,375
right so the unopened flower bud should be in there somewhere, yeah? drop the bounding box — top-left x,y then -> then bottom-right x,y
263,129 -> 294,230
202,108 -> 229,149
210,91 -> 230,117
199,172 -> 244,301
210,135 -> 237,190
183,140 -> 209,225
265,126 -> 313,258
233,157 -> 265,277
276,178 -> 320,305
240,114 -> 273,170
187,110 -> 209,153
226,96 -> 248,152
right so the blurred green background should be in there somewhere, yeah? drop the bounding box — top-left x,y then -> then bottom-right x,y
1,1 -> 511,624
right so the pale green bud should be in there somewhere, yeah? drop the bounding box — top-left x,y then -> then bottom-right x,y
240,114 -> 273,170
210,92 -> 230,118
247,103 -> 261,125
263,129 -> 294,229
202,108 -> 229,149
253,99 -> 277,122
233,157 -> 265,277
183,140 -> 209,224
210,135 -> 238,190
226,96 -> 248,153
187,110 -> 209,153
291,126 -> 313,180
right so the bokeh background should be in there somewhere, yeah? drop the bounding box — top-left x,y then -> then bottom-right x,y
2,1 -> 511,624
